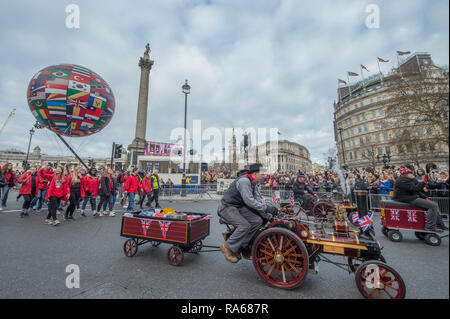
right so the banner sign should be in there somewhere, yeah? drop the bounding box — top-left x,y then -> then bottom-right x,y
145,142 -> 183,157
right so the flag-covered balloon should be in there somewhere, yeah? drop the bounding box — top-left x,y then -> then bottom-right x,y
27,64 -> 115,137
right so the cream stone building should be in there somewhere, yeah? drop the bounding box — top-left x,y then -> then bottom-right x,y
333,52 -> 449,170
238,140 -> 312,173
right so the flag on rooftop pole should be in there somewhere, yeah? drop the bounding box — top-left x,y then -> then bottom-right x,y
396,51 -> 411,56
338,78 -> 347,86
360,65 -> 369,82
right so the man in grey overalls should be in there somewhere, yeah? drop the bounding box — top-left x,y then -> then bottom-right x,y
218,163 -> 278,263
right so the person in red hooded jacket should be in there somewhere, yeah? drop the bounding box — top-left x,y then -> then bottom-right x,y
80,167 -> 100,217
139,172 -> 152,209
30,163 -> 54,213
123,168 -> 143,212
17,166 -> 40,218
45,166 -> 70,226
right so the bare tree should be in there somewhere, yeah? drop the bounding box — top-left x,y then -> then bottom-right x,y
385,66 -> 449,146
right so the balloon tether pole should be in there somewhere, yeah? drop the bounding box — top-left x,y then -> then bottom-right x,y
54,133 -> 90,170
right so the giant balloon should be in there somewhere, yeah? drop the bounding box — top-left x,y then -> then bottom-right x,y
27,64 -> 115,137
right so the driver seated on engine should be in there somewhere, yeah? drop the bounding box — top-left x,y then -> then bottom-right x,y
292,173 -> 317,210
218,163 -> 278,263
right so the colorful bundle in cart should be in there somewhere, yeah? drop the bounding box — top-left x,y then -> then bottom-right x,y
27,64 -> 115,137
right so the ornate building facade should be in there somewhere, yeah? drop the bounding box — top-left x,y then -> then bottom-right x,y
333,52 -> 449,170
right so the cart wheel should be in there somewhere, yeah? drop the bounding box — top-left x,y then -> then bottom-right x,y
189,240 -> 203,253
355,260 -> 406,299
151,241 -> 161,247
414,232 -> 426,241
381,227 -> 389,237
123,239 -> 138,257
424,233 -> 441,246
252,227 -> 309,290
168,246 -> 184,266
387,230 -> 402,242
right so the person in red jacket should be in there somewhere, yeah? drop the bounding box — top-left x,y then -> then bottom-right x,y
123,168 -> 143,212
30,163 -> 54,213
45,166 -> 70,226
1,163 -> 17,208
139,172 -> 152,209
17,166 -> 40,218
80,167 -> 100,217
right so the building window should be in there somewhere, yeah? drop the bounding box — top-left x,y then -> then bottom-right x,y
377,147 -> 382,155
364,124 -> 368,132
376,134 -> 380,142
383,132 -> 388,141
374,122 -> 379,130
362,113 -> 366,120
372,111 -> 376,118
377,96 -> 381,102
417,128 -> 423,136
426,128 -> 432,135
379,109 -> 384,116
350,152 -> 353,160
361,150 -> 365,157
366,136 -> 370,143
358,127 -> 362,133
385,146 -> 391,154
357,115 -> 360,122
359,137 -> 364,145
370,98 -> 374,104
351,128 -> 354,135
347,141 -> 351,148
398,145 -> 404,153
354,152 -> 358,159
360,102 -> 364,107
352,140 -> 355,146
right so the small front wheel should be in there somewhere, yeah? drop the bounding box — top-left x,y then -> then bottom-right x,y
168,246 -> 184,266
355,260 -> 406,299
123,239 -> 138,257
424,233 -> 441,246
387,230 -> 402,242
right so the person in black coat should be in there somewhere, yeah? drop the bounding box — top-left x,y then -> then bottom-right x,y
292,174 -> 317,210
97,168 -> 115,217
393,167 -> 447,232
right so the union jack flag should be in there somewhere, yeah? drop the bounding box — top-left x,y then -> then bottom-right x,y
140,219 -> 152,236
67,98 -> 88,109
407,210 -> 418,222
352,212 -> 359,223
158,220 -> 171,238
272,194 -> 278,205
358,211 -> 374,231
289,194 -> 295,206
390,209 -> 400,221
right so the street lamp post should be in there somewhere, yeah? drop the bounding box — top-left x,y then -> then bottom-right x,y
181,80 -> 191,197
25,125 -> 36,170
337,127 -> 346,166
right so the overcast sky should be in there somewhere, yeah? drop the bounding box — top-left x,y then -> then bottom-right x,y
0,0 -> 448,165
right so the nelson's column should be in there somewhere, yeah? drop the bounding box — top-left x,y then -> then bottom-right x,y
128,43 -> 154,166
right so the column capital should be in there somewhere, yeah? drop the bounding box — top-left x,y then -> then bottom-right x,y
139,57 -> 154,71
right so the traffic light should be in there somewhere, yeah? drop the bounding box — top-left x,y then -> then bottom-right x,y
114,144 -> 123,158
88,159 -> 94,167
22,161 -> 26,168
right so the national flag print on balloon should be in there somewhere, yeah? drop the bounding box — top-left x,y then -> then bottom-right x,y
158,220 -> 171,238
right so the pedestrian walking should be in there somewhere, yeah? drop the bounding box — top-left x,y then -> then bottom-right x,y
1,163 -> 17,208
139,172 -> 152,209
44,166 -> 69,226
65,168 -> 83,220
17,166 -> 40,218
80,168 -> 100,217
30,163 -> 53,213
123,168 -> 142,212
97,168 -> 116,217
148,169 -> 161,209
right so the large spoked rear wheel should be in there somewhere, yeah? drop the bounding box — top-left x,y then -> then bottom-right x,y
355,260 -> 406,299
168,246 -> 184,266
252,228 -> 309,290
